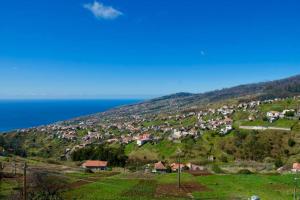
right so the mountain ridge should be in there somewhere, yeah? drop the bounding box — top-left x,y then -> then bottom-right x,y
84,74 -> 300,121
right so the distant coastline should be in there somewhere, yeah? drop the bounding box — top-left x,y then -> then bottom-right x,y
0,99 -> 140,133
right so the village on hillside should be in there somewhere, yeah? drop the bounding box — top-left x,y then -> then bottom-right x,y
2,96 -> 299,167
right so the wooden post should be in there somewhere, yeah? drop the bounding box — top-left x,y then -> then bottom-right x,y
177,153 -> 181,189
23,162 -> 27,200
13,157 -> 16,175
0,162 -> 3,181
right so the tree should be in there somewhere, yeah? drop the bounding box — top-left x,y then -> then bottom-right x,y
71,144 -> 128,167
10,170 -> 67,200
288,138 -> 296,147
274,159 -> 283,168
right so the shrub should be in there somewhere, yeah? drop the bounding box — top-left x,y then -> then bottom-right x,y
238,169 -> 253,174
284,149 -> 290,156
219,155 -> 228,163
166,166 -> 172,173
288,138 -> 296,147
211,164 -> 224,174
84,168 -> 93,173
274,159 -> 284,168
46,159 -> 61,165
285,111 -> 295,117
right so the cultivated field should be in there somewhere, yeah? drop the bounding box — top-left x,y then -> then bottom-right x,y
64,172 -> 298,200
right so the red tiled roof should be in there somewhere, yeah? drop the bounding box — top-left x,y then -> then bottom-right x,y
293,163 -> 300,170
154,161 -> 166,170
82,160 -> 108,167
138,133 -> 150,140
170,163 -> 185,170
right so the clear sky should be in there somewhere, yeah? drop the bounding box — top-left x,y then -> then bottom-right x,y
0,0 -> 300,99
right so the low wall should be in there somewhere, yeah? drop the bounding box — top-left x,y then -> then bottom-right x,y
239,126 -> 291,131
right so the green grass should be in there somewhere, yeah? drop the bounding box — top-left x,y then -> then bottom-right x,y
65,173 -> 193,200
64,172 -> 299,200
292,122 -> 300,132
194,174 -> 297,200
181,116 -> 197,127
153,140 -> 181,159
241,118 -> 297,128
0,179 -> 18,199
124,142 -> 137,155
65,171 -> 119,180
65,178 -> 139,200
273,119 -> 298,128
121,179 -> 157,199
126,140 -> 182,161
155,172 -> 195,184
77,129 -> 89,137
260,99 -> 299,113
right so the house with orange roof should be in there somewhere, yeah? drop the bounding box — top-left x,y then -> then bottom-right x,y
292,163 -> 300,173
136,133 -> 152,146
152,161 -> 167,173
82,160 -> 108,171
170,163 -> 185,172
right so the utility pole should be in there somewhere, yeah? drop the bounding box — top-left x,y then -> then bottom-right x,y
178,155 -> 181,189
23,162 -> 27,200
177,148 -> 182,189
294,177 -> 299,200
13,157 -> 16,175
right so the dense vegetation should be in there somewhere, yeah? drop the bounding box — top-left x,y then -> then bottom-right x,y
71,144 -> 128,167
219,130 -> 289,161
0,134 -> 27,157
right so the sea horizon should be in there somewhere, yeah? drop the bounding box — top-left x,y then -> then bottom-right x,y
0,99 -> 141,133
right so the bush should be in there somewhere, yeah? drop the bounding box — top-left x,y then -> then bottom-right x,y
84,168 -> 93,173
46,159 -> 61,165
219,155 -> 228,163
274,159 -> 284,168
288,138 -> 296,147
284,149 -> 290,156
166,166 -> 172,173
238,169 -> 253,174
285,111 -> 295,117
211,164 -> 224,174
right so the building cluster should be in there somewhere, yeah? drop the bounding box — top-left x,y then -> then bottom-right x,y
15,96 -> 300,159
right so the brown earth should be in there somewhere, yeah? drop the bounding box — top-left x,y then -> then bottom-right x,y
156,182 -> 209,198
68,172 -> 120,189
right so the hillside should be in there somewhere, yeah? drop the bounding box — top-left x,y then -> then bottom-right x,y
88,74 -> 300,120
1,74 -> 300,165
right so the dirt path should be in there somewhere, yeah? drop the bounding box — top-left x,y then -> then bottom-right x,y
68,176 -> 105,189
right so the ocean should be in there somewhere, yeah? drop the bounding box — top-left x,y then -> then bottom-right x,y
0,99 -> 140,133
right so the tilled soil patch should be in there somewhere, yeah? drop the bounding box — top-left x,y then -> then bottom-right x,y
156,182 -> 209,198
68,177 -> 104,189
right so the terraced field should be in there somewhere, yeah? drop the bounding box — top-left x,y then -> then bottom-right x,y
64,172 -> 298,200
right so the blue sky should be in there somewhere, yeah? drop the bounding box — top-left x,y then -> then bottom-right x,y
0,0 -> 300,99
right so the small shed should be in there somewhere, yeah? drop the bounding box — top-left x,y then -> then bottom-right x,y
82,160 -> 108,171
153,161 -> 167,173
292,163 -> 300,172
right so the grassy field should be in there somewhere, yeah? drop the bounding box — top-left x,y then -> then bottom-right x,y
240,118 -> 297,128
195,174 -> 297,200
64,172 -> 299,200
125,140 -> 182,161
0,178 -> 19,199
260,99 -> 300,113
